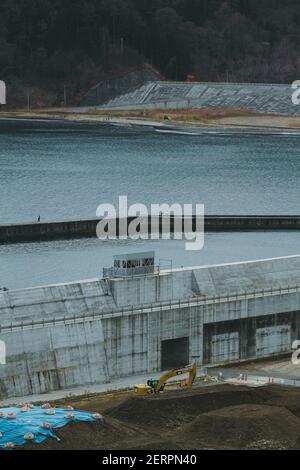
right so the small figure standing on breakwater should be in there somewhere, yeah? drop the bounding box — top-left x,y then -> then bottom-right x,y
37,215 -> 40,222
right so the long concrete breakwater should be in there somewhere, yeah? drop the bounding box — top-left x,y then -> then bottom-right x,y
1,215 -> 300,244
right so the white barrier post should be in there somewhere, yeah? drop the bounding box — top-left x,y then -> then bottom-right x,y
0,340 -> 6,365
0,81 -> 6,105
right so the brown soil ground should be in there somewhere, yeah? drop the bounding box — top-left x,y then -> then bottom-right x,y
3,108 -> 300,129
20,384 -> 300,450
81,108 -> 255,123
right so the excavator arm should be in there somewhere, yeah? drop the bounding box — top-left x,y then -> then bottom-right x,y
134,364 -> 197,395
156,363 -> 197,392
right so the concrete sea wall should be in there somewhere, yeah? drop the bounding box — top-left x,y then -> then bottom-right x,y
1,255 -> 300,399
1,215 -> 300,244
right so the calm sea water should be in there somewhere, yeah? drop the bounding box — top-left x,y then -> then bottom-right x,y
1,232 -> 300,289
1,119 -> 299,289
0,119 -> 300,223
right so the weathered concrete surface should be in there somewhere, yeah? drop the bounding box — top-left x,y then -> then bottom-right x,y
100,81 -> 300,116
1,215 -> 300,243
1,255 -> 300,400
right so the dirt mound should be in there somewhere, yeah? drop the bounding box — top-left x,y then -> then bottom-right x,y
107,386 -> 272,429
19,385 -> 300,450
23,418 -> 148,451
178,404 -> 300,449
245,440 -> 288,450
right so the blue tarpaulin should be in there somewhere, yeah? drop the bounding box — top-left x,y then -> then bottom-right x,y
0,405 -> 101,449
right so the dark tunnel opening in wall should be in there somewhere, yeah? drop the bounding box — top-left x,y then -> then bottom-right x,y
161,337 -> 190,370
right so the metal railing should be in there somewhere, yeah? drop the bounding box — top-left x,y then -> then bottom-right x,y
103,265 -> 155,278
1,282 -> 300,333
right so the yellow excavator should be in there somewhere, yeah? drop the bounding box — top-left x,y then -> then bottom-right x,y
134,363 -> 197,396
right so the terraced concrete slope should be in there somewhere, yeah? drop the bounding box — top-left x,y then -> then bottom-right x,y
191,255 -> 300,297
100,81 -> 299,115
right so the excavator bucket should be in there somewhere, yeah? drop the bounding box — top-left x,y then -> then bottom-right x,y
134,384 -> 152,396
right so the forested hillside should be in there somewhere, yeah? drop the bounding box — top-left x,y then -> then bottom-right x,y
0,0 -> 300,105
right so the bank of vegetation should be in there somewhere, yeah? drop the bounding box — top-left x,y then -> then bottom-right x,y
0,1 -> 299,106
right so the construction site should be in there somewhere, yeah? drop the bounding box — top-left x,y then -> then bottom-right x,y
12,373 -> 300,450
1,252 -> 300,399
2,81 -> 300,451
2,0 -> 300,454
